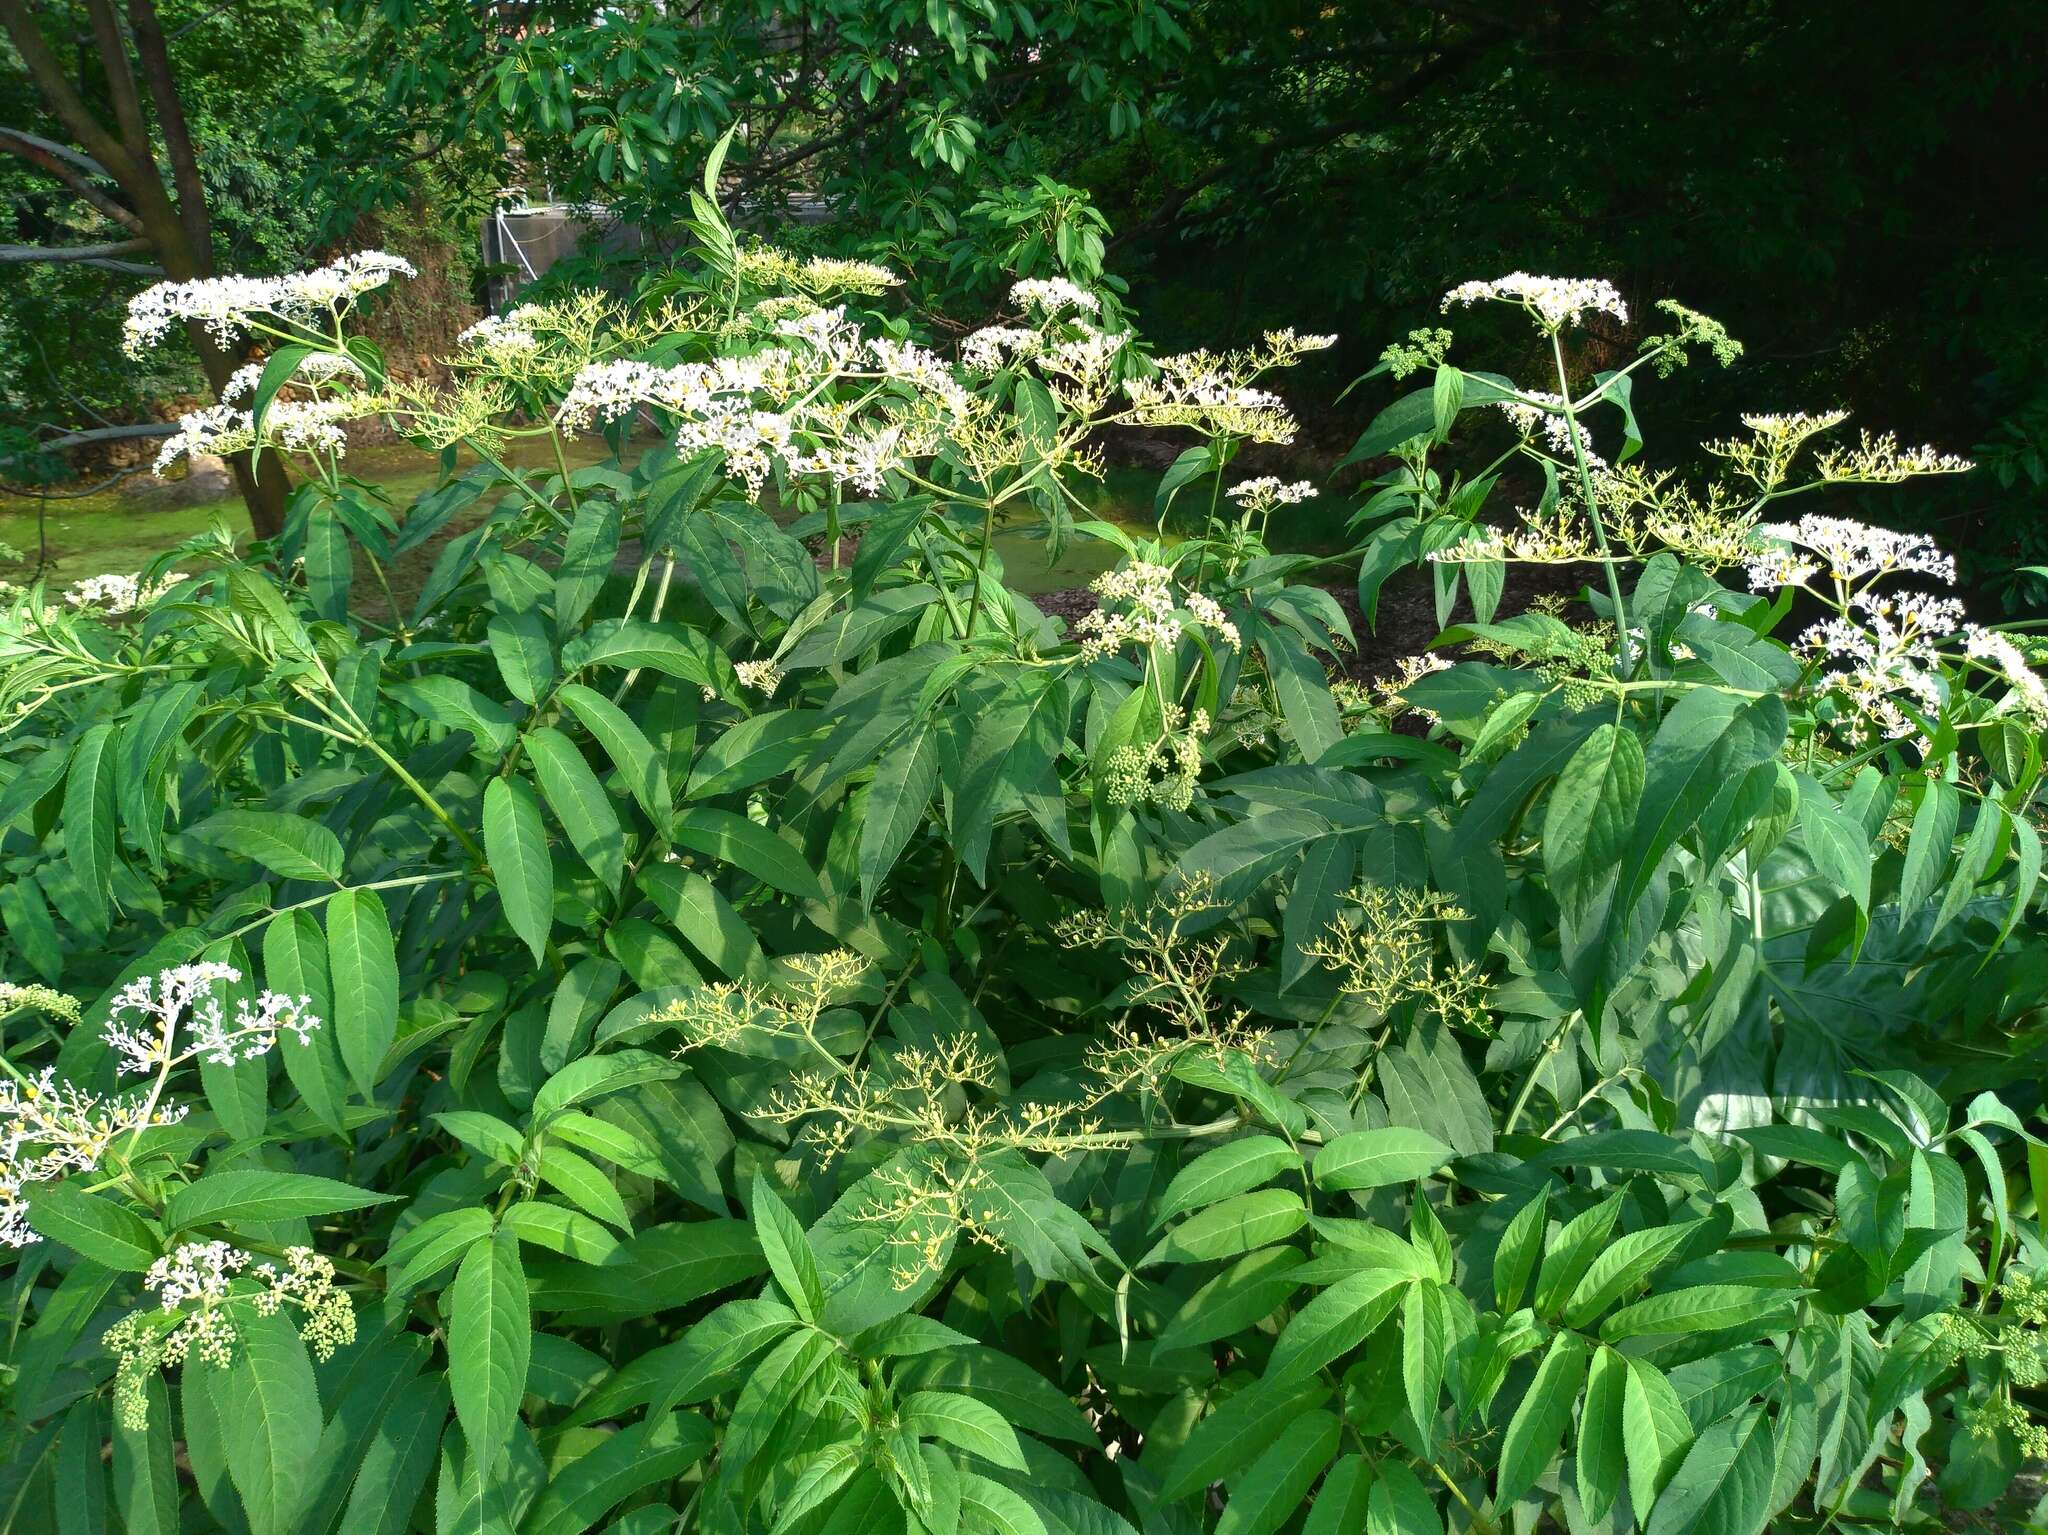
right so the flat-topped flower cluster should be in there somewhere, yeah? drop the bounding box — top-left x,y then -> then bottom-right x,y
104,1240 -> 354,1429
549,275 -> 1325,502
1402,277 -> 2036,751
123,251 -> 416,355
126,246 -> 1333,522
1074,560 -> 1242,663
1443,272 -> 1630,329
0,964 -> 320,1247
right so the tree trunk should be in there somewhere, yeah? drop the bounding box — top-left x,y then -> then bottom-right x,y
188,337 -> 290,539
0,0 -> 290,540
127,0 -> 291,539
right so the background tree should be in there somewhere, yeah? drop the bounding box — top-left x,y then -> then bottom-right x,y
297,0 -> 2046,594
0,0 -> 297,534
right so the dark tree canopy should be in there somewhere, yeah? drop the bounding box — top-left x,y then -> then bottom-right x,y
5,0 -> 2043,575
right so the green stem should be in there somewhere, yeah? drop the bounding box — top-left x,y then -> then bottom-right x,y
364,550 -> 402,627
548,427 -> 581,516
967,499 -> 997,637
1190,436 -> 1230,594
1502,1011 -> 1577,1137
214,873 -> 464,945
1550,331 -> 1633,672
305,676 -> 489,866
913,526 -> 971,639
613,557 -> 676,702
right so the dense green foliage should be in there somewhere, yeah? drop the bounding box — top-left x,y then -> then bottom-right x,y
3,161 -> 2048,1534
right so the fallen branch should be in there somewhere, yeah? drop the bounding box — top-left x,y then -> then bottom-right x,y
0,237 -> 153,263
27,422 -> 177,452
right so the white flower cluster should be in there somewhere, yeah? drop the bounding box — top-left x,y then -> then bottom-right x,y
1370,653 -> 1455,724
559,357 -> 751,428
220,362 -> 265,403
124,251 -> 416,356
106,1242 -> 354,1430
1743,547 -> 1820,591
1443,273 -> 1629,329
1423,502 -> 1602,567
1964,627 -> 2048,730
1010,277 -> 1100,315
960,326 -> 1044,373
1186,593 -> 1241,648
64,572 -> 176,615
1749,515 -> 1956,588
458,306 -> 547,357
734,246 -> 901,297
102,961 -> 321,1075
1,1069 -> 188,1246
218,355 -> 364,402
557,323 -> 962,498
1815,430 -> 1975,483
147,1239 -> 247,1309
792,255 -> 900,296
735,659 -> 785,697
866,336 -> 972,413
1740,409 -> 1851,440
1261,327 -> 1338,360
1075,562 -> 1241,662
1035,327 -> 1132,409
680,403 -> 795,495
1712,413 -> 1969,491
1494,390 -> 1607,468
154,403 -> 244,471
1125,351 -> 1296,444
772,305 -> 866,363
300,351 -> 367,386
1227,478 -> 1317,515
1748,517 -> 2048,740
1797,592 -> 1964,742
155,391 -> 368,473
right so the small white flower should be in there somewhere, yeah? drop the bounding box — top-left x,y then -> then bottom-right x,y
1964,626 -> 2048,729
1764,515 -> 1956,586
1010,277 -> 1100,316
960,326 -> 1043,373
124,252 -> 415,357
1226,477 -> 1317,515
1443,273 -> 1629,329
63,572 -> 176,615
